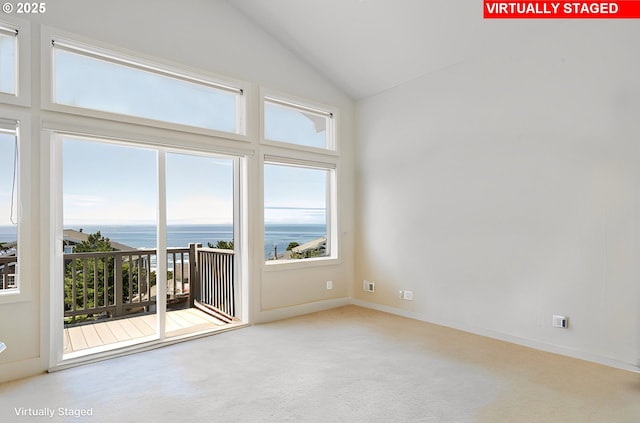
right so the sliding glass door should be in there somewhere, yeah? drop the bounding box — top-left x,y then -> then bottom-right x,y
58,135 -> 239,360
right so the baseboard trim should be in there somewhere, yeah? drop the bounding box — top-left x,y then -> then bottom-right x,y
0,357 -> 45,384
256,297 -> 352,324
351,299 -> 640,374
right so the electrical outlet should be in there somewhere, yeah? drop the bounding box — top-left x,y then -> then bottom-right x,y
326,280 -> 333,290
552,315 -> 568,328
398,290 -> 404,299
363,280 -> 375,292
403,290 -> 413,300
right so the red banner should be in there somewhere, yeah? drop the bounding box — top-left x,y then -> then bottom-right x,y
484,1 -> 640,18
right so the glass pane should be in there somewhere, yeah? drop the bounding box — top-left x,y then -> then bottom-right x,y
0,132 -> 17,290
54,48 -> 240,133
0,33 -> 16,95
63,139 -> 158,231
166,153 -> 236,330
264,100 -> 329,149
264,163 -> 328,261
62,138 -> 158,354
166,153 -> 234,248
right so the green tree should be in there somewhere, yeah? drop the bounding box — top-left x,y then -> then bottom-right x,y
64,231 -> 115,323
286,242 -> 299,251
64,231 -> 153,323
73,231 -> 114,253
207,240 -> 234,250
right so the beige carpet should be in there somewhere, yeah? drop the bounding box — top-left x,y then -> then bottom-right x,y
1,305 -> 639,422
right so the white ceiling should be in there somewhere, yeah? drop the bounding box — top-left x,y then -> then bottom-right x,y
227,0 -> 487,99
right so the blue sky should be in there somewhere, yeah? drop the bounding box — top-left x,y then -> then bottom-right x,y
63,139 -> 235,226
55,49 -> 237,132
264,164 -> 327,225
264,101 -> 327,149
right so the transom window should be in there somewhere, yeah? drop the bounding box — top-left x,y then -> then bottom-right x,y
264,96 -> 335,151
52,40 -> 245,134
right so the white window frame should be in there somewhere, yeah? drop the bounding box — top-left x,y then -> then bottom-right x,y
260,90 -> 340,269
261,90 -> 339,155
0,108 -> 32,304
262,154 -> 339,269
41,26 -> 250,142
0,17 -> 31,107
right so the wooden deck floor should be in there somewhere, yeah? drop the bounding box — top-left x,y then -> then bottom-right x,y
64,308 -> 230,355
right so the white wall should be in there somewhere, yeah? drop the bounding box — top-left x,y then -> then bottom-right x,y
0,0 -> 354,382
355,21 -> 640,370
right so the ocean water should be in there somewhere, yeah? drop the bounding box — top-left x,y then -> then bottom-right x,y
67,224 -> 233,250
1,224 -> 326,260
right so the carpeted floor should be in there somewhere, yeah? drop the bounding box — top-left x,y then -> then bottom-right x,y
1,305 -> 639,422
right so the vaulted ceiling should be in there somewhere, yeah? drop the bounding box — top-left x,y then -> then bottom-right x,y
228,0 -> 489,100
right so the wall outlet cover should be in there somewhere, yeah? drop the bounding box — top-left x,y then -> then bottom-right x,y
552,315 -> 568,328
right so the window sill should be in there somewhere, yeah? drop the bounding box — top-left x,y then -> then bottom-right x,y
262,256 -> 341,272
0,289 -> 32,305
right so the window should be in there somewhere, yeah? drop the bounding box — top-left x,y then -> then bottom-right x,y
0,25 -> 17,96
264,159 -> 335,262
264,96 -> 335,151
262,94 -> 338,264
0,119 -> 18,292
52,40 -> 244,134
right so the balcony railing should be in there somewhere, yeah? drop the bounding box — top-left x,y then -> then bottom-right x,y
63,244 -> 235,324
194,247 -> 235,320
